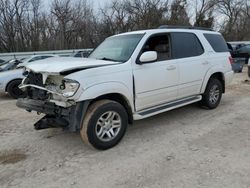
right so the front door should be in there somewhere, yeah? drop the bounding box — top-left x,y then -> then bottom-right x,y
133,34 -> 179,111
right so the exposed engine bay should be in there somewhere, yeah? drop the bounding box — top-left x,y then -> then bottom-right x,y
17,71 -> 87,132
19,71 -> 78,107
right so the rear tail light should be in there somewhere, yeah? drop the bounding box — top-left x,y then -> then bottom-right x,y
229,56 -> 233,65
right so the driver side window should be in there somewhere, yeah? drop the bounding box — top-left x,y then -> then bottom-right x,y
142,34 -> 171,62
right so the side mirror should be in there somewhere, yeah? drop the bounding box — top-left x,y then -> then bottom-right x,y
139,51 -> 157,64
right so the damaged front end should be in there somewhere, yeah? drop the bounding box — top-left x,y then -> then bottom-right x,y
16,71 -> 88,132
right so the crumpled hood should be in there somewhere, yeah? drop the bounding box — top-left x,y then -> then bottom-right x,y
25,57 -> 119,74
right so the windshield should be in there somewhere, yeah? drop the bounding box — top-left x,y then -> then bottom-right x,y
89,34 -> 144,62
0,63 -> 8,69
0,60 -> 9,67
0,60 -> 13,69
0,60 -> 18,70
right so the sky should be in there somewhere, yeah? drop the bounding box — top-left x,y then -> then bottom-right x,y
43,0 -> 112,11
90,0 -> 112,9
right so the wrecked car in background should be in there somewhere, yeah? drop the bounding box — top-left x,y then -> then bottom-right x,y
0,55 -> 57,98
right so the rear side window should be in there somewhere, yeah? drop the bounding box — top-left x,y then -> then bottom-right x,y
204,33 -> 228,52
171,32 -> 204,59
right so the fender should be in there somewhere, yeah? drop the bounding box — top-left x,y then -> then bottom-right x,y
200,65 -> 225,94
76,81 -> 134,110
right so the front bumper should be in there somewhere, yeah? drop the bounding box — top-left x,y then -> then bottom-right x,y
16,98 -> 89,132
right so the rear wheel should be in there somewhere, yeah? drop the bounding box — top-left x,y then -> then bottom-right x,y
7,80 -> 26,99
200,78 -> 223,109
80,100 -> 128,150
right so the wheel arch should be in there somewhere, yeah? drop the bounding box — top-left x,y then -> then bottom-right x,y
90,93 -> 134,124
201,71 -> 225,94
76,82 -> 134,124
210,72 -> 225,93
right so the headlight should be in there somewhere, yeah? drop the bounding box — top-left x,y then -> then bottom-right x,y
61,79 -> 80,98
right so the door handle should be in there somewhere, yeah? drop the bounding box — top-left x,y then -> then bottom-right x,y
166,65 -> 176,70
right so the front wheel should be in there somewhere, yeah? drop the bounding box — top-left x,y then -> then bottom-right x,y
200,78 -> 223,109
80,100 -> 128,150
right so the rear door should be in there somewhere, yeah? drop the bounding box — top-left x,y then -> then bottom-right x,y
170,32 -> 210,99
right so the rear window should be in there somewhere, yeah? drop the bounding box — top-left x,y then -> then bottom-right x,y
204,33 -> 228,52
171,32 -> 204,59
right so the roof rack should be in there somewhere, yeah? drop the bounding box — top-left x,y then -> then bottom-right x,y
158,25 -> 214,31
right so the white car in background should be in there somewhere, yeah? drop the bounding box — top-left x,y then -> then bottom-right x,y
0,55 -> 57,98
17,55 -> 58,67
0,69 -> 25,98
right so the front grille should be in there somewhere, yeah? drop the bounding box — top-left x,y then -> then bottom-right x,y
25,72 -> 43,86
25,72 -> 49,100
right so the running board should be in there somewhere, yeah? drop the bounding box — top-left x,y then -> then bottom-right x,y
133,95 -> 202,120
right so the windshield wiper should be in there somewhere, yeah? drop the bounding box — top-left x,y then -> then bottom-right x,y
98,57 -> 118,62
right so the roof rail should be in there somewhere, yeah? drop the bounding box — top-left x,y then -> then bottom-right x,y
158,25 -> 214,31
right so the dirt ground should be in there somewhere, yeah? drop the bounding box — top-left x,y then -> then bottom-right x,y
0,67 -> 250,188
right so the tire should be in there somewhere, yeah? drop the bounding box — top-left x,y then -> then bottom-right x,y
6,80 -> 26,99
200,78 -> 223,109
80,100 -> 128,150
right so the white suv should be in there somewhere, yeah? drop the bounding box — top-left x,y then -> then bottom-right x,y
17,26 -> 234,150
